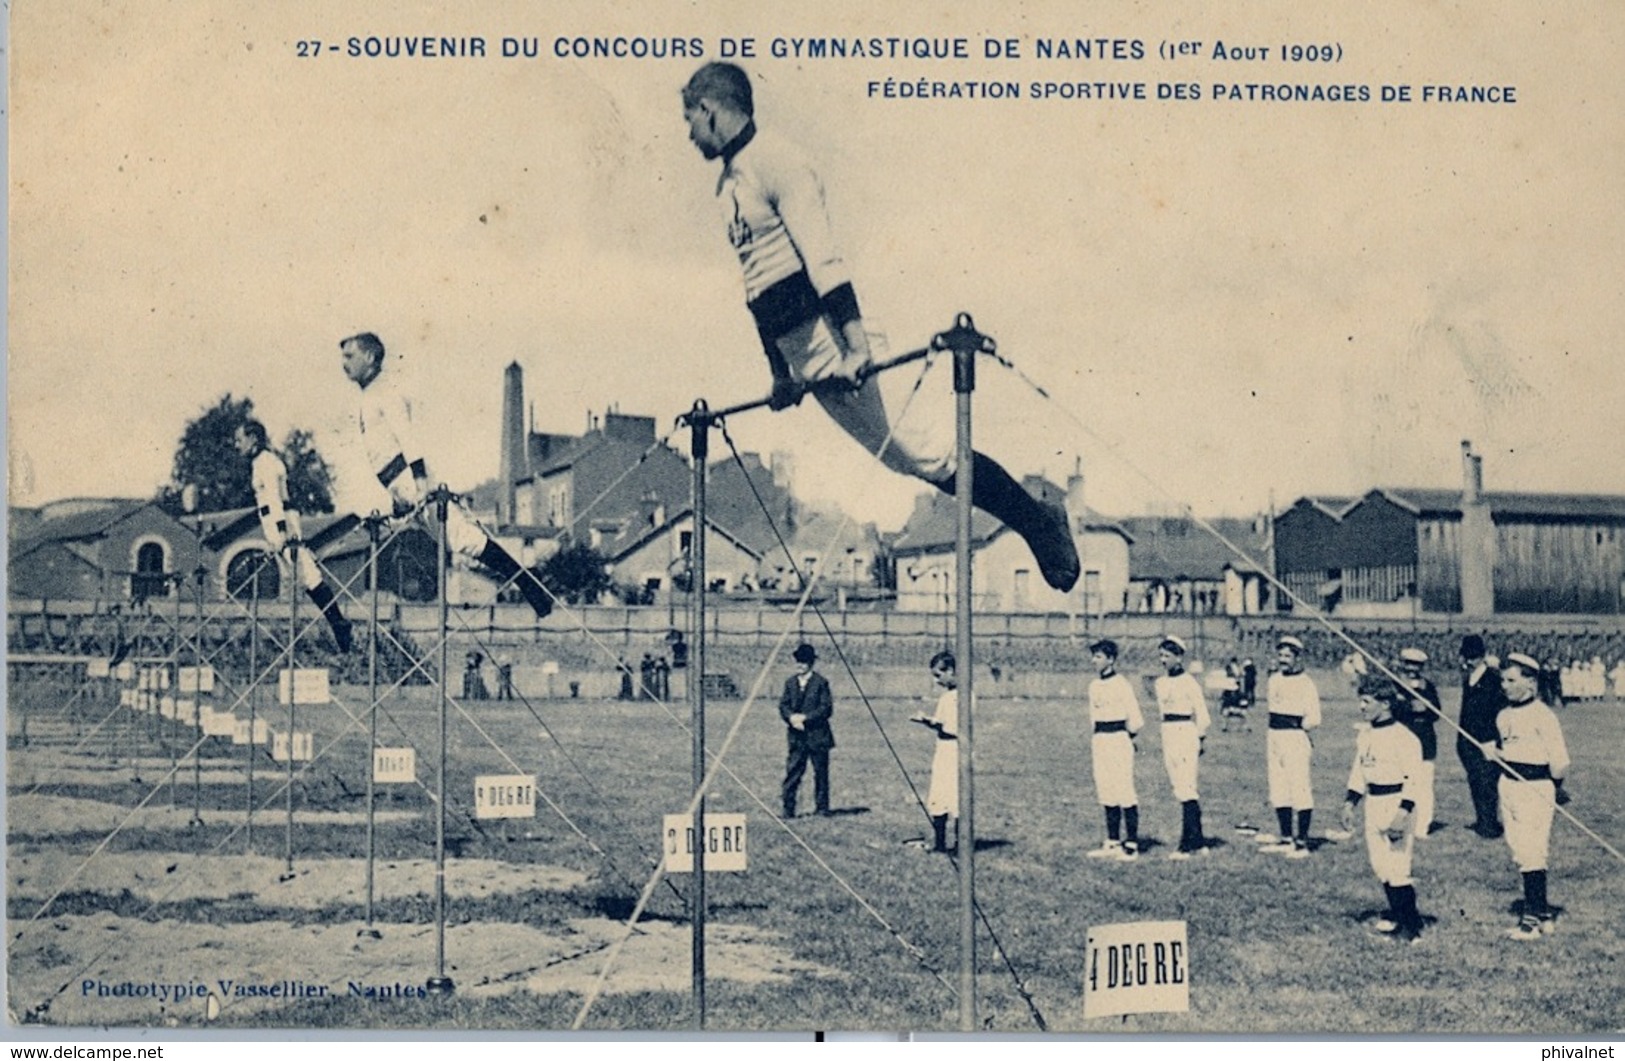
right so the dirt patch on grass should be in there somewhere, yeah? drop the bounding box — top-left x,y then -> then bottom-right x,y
9,911 -> 837,1027
9,850 -> 592,908
7,793 -> 422,835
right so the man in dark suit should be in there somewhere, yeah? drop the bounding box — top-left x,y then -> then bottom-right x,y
1457,634 -> 1506,838
780,643 -> 835,818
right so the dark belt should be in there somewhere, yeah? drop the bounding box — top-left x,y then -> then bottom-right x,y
1367,782 -> 1404,796
1162,714 -> 1194,723
1093,720 -> 1128,734
258,505 -> 271,516
1268,713 -> 1304,730
1502,762 -> 1553,782
748,270 -> 821,339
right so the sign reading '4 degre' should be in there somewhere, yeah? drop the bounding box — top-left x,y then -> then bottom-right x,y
1082,920 -> 1190,1019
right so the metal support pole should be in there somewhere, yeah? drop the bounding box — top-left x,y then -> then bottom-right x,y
170,575 -> 183,808
363,516 -> 384,938
190,562 -> 206,828
426,490 -> 455,997
941,312 -> 987,1033
687,400 -> 710,1031
284,541 -> 299,876
247,568 -> 259,850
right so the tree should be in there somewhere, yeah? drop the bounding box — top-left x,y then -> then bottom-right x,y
281,427 -> 335,515
162,393 -> 335,515
538,542 -> 613,606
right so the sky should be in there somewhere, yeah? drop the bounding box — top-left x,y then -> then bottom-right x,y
9,1 -> 1624,533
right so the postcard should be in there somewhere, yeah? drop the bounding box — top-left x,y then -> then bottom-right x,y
8,0 -> 1623,1039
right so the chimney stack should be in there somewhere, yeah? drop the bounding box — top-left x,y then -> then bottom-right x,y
1066,457 -> 1086,531
1461,439 -> 1484,504
499,362 -> 528,525
1458,439 -> 1495,616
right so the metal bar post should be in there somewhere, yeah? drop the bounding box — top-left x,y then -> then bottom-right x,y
247,566 -> 259,850
189,561 -> 206,828
285,541 -> 299,875
170,575 -> 183,807
426,491 -> 455,997
942,312 -> 986,1033
363,516 -> 383,938
688,400 -> 710,1030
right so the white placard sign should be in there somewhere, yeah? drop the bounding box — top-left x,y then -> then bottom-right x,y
270,731 -> 314,763
1083,920 -> 1190,1019
663,813 -> 748,873
374,748 -> 416,784
540,660 -> 560,676
159,696 -> 176,720
115,662 -> 135,682
87,659 -> 110,679
474,774 -> 536,819
177,665 -> 215,693
201,707 -> 237,737
278,668 -> 330,705
119,690 -> 134,708
175,699 -> 197,725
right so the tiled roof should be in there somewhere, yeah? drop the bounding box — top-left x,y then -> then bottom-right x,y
11,500 -> 148,558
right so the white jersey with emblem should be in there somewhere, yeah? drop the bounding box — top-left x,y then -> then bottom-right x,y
1265,670 -> 1320,808
717,129 -> 849,303
250,450 -> 296,547
248,448 -> 319,591
926,688 -> 959,818
1088,672 -> 1142,807
353,369 -> 491,558
355,372 -> 427,507
1266,671 -> 1322,728
1495,699 -> 1570,873
710,127 -> 952,484
1154,671 -> 1210,802
1346,717 -> 1423,886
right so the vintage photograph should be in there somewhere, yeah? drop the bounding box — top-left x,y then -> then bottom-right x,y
7,0 -> 1624,1037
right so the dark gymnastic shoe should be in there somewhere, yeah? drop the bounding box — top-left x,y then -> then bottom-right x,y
328,614 -> 354,654
1021,499 -> 1081,592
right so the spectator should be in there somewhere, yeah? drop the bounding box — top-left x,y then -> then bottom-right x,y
495,653 -> 515,701
462,651 -> 488,700
1457,634 -> 1506,839
778,643 -> 835,818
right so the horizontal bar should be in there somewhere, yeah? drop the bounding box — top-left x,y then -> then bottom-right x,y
683,343 -> 934,425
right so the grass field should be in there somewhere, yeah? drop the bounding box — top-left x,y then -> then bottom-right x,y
7,664 -> 1624,1034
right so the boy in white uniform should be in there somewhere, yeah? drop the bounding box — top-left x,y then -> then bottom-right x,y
1153,636 -> 1212,859
911,649 -> 960,854
1341,688 -> 1426,943
1086,639 -> 1144,862
234,420 -> 353,652
1486,652 -> 1572,940
680,61 -> 1079,593
338,332 -> 551,619
1263,635 -> 1321,859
